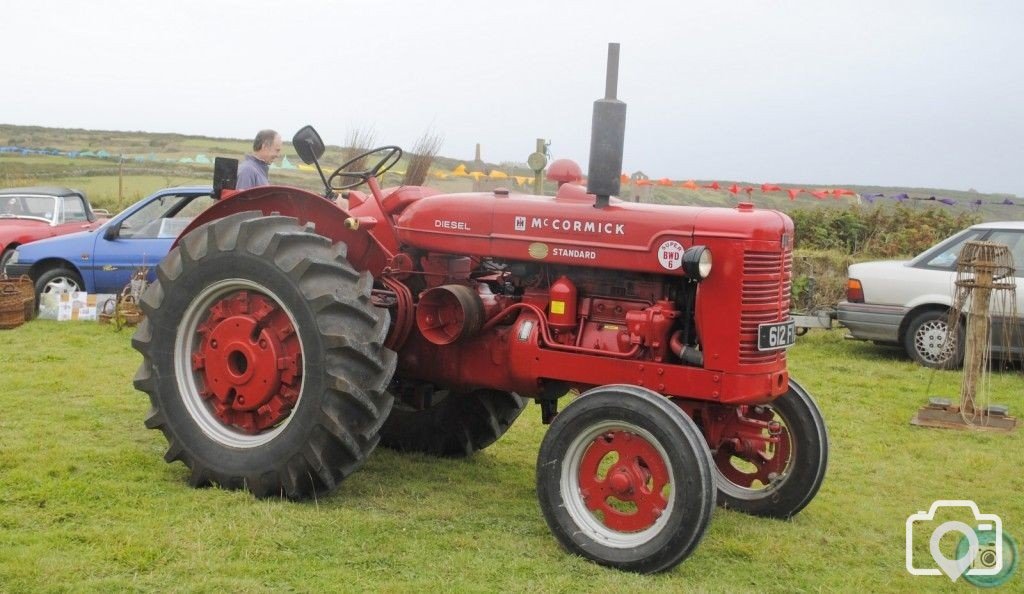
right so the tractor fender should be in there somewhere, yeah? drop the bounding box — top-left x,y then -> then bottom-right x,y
175,186 -> 391,275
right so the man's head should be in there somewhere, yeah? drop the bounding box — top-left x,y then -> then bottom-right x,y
253,129 -> 283,164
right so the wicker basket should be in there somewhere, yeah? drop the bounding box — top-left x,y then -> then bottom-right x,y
98,297 -> 118,325
15,276 -> 34,320
0,275 -> 35,317
0,283 -> 25,329
118,295 -> 144,327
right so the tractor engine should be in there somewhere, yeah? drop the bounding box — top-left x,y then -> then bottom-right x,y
396,261 -> 692,394
379,183 -> 794,410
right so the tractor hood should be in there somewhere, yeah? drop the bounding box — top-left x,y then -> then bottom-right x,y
393,184 -> 791,275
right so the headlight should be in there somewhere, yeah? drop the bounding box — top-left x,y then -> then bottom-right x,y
682,246 -> 712,280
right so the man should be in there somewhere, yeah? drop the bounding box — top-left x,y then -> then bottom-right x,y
236,129 -> 283,190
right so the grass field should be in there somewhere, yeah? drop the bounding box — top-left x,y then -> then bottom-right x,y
0,321 -> 1020,592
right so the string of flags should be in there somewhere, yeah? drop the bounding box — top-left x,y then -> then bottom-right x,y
432,163 -> 1022,210
4,145 -> 1019,209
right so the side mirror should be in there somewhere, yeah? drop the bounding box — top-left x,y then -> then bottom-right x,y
293,126 -> 325,164
103,221 -> 121,240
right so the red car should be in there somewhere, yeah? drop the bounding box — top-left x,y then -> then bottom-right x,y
0,186 -> 108,269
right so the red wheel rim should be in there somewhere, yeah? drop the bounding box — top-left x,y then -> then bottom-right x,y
713,407 -> 792,489
190,290 -> 302,434
577,430 -> 670,532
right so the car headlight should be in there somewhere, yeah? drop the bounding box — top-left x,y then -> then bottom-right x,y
682,246 -> 712,280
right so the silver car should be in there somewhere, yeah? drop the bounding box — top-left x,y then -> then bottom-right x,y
837,221 -> 1024,368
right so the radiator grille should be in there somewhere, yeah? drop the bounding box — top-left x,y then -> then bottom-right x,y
739,249 -> 792,364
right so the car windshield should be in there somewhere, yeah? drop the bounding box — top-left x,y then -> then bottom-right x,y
0,195 -> 57,222
910,227 -> 987,269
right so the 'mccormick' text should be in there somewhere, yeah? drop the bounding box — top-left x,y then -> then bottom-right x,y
529,217 -> 625,235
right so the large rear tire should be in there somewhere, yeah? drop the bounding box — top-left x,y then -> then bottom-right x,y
711,378 -> 829,518
381,385 -> 526,456
537,384 -> 715,574
132,211 -> 395,499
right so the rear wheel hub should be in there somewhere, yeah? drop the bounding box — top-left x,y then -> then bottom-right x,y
191,291 -> 301,433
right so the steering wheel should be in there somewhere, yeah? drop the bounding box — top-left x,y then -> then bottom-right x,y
327,146 -> 403,190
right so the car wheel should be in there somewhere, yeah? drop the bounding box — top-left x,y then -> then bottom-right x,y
0,248 -> 15,272
903,309 -> 963,369
35,266 -> 84,300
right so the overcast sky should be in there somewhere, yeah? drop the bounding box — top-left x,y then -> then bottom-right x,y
2,0 -> 1021,194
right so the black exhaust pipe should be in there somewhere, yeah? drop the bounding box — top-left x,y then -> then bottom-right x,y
587,43 -> 627,209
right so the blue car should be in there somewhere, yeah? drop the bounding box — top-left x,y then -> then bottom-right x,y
4,186 -> 214,299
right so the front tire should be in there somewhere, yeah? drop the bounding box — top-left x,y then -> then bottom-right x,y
35,265 -> 83,299
132,211 -> 396,499
537,385 -> 715,574
711,379 -> 829,518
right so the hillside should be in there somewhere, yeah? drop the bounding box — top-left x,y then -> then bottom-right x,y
2,124 -> 1020,221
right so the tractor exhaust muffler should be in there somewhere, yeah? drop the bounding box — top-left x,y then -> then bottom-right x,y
586,43 -> 627,209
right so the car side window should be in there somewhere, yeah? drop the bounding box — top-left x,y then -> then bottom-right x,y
61,196 -> 89,223
119,195 -> 189,239
921,229 -> 986,269
986,231 -> 1024,277
155,195 -> 215,238
174,195 -> 215,219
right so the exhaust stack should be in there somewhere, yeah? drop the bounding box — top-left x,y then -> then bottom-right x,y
587,43 -> 627,209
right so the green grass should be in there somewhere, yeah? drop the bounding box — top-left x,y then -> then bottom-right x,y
0,322 -> 1021,592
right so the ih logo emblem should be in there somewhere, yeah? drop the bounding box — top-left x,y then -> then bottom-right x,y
514,216 -> 527,231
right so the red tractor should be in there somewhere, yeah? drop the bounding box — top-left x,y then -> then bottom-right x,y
133,45 -> 827,573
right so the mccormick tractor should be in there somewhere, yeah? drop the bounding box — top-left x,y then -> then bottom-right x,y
133,45 -> 828,573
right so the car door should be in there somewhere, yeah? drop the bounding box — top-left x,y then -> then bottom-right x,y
57,194 -> 103,236
91,191 -> 214,293
982,229 -> 1024,353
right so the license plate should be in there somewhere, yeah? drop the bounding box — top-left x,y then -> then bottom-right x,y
757,320 -> 796,351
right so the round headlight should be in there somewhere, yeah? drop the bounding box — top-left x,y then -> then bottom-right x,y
682,246 -> 712,280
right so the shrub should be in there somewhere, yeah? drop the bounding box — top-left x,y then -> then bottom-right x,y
789,204 -> 979,259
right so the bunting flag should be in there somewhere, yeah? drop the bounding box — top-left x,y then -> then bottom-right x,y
3,141 -> 1021,211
